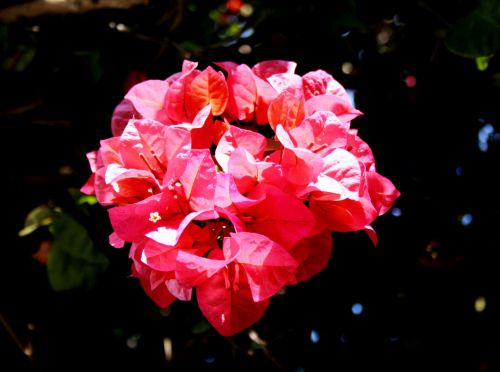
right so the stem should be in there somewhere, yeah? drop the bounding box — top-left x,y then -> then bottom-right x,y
0,312 -> 32,359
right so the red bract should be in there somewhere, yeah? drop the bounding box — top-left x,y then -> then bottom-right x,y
125,80 -> 170,123
178,232 -> 296,336
83,59 -> 400,336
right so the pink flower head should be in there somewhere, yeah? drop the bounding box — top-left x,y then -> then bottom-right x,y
81,118 -> 191,206
82,59 -> 400,336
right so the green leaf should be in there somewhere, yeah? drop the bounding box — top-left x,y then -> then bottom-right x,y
77,195 -> 98,206
191,319 -> 212,335
72,50 -> 103,84
178,40 -> 203,53
67,187 -> 97,205
445,0 -> 500,58
2,46 -> 36,72
18,205 -> 59,237
492,71 -> 500,86
47,213 -> 109,291
475,55 -> 491,70
330,12 -> 368,34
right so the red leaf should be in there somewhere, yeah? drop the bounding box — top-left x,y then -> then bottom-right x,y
227,232 -> 297,301
125,80 -> 170,123
347,129 -> 376,171
252,60 -> 297,79
215,125 -> 267,171
189,104 -> 214,149
227,148 -> 259,193
109,232 -> 124,248
141,238 -> 178,272
305,94 -> 363,123
80,173 -> 95,195
242,184 -> 316,249
275,125 -> 324,186
267,73 -> 302,94
289,111 -> 350,154
119,120 -> 164,171
181,60 -> 198,74
99,137 -> 121,165
93,168 -> 115,205
290,231 -> 332,282
253,75 -> 278,124
211,119 -> 230,145
301,70 -> 349,101
216,62 -> 257,121
165,279 -> 192,301
320,149 -> 362,199
268,90 -> 305,131
165,62 -> 198,122
309,194 -> 378,232
197,267 -> 270,336
214,173 -> 263,211
185,66 -> 229,119
111,99 -> 140,137
108,193 -> 181,243
178,149 -> 217,211
105,167 -> 161,204
363,225 -> 378,246
176,247 -> 234,288
366,172 -> 401,215
132,264 -> 176,308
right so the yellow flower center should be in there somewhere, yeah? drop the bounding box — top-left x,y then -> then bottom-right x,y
149,212 -> 162,223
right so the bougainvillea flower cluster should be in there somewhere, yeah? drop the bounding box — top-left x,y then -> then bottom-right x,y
82,60 -> 400,336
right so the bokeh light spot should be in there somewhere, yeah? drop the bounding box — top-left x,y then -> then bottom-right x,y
405,75 -> 417,88
342,62 -> 353,75
310,329 -> 320,343
460,213 -> 473,226
352,303 -> 363,315
475,296 -> 486,313
391,207 -> 402,217
238,44 -> 252,54
240,4 -> 254,17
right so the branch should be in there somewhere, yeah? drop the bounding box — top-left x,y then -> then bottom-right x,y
0,0 -> 149,23
0,312 -> 33,360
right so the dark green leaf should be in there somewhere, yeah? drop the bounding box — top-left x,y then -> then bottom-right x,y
2,46 -> 36,72
72,50 -> 103,84
18,205 -> 59,237
68,187 -> 98,206
48,213 -> 109,291
330,12 -> 368,34
446,0 -> 500,58
191,319 -> 212,335
178,40 -> 203,53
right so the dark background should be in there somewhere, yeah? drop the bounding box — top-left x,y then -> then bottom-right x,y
1,0 -> 499,371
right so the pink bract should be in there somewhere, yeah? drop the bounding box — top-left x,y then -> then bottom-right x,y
82,59 -> 400,336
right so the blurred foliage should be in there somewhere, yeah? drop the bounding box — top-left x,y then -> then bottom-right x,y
19,204 -> 109,291
445,0 -> 500,69
47,212 -> 109,291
